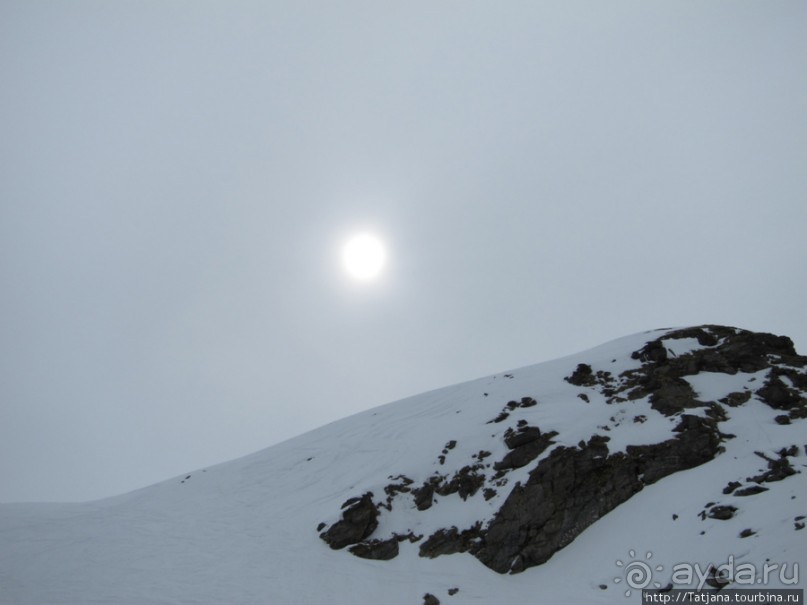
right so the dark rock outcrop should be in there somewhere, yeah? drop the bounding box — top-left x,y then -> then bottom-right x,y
411,464 -> 488,511
413,482 -> 435,511
723,481 -> 741,495
476,415 -> 722,573
435,465 -> 486,501
382,475 -> 413,510
319,492 -> 379,550
503,425 -> 542,449
619,326 -> 807,416
626,414 -> 722,485
758,373 -> 804,410
478,440 -> 642,572
349,537 -> 399,560
707,505 -> 737,520
748,449 -> 798,484
419,523 -> 483,558
494,429 -> 558,471
734,485 -> 768,497
488,396 -> 541,423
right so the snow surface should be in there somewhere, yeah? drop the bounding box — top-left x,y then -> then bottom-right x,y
0,328 -> 804,604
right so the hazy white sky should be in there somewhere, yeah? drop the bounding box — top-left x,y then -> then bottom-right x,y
2,1 -> 806,503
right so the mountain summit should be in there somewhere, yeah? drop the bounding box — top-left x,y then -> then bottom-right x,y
1,326 -> 805,604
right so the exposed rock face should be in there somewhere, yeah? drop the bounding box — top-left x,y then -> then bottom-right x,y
479,437 -> 643,572
566,363 -> 597,386
348,537 -> 399,560
435,464 -> 486,500
748,448 -> 797,483
627,414 -> 723,484
412,482 -> 435,511
621,326 -> 806,417
419,523 -> 483,559
494,427 -> 557,471
317,325 -> 806,575
476,414 -> 722,573
319,492 -> 379,550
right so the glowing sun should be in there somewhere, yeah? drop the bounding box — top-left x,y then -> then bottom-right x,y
342,233 -> 386,280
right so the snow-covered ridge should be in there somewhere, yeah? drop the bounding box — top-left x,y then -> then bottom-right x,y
317,326 -> 806,576
1,325 -> 804,605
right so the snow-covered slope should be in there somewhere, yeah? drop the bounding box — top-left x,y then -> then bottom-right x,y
1,326 -> 804,604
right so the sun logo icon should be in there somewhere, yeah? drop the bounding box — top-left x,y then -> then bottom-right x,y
614,549 -> 664,597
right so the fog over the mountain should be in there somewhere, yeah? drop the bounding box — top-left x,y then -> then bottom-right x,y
1,1 -> 805,502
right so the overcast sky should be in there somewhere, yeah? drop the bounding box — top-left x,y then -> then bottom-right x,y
2,1 -> 805,503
